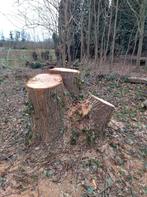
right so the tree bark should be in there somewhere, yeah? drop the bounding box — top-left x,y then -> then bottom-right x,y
126,0 -> 146,67
104,4 -> 112,62
100,4 -> 107,66
69,93 -> 115,138
87,0 -> 92,58
85,94 -> 115,137
26,73 -> 65,144
111,0 -> 119,67
80,8 -> 84,60
94,0 -> 98,62
137,8 -> 145,67
131,30 -> 138,64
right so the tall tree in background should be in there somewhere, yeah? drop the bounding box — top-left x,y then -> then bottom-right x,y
126,0 -> 147,66
17,0 -> 147,68
111,0 -> 119,65
58,0 -> 82,65
87,0 -> 92,58
81,0 -> 109,60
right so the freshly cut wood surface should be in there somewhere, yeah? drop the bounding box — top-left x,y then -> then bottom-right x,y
49,67 -> 80,74
90,94 -> 115,108
27,73 -> 63,89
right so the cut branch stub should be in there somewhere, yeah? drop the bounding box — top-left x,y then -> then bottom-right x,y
26,73 -> 65,143
47,67 -> 81,98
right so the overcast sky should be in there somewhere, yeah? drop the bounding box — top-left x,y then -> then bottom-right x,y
0,0 -> 22,37
0,0 -> 49,40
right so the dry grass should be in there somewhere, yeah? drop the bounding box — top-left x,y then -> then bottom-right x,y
81,57 -> 147,77
0,48 -> 56,68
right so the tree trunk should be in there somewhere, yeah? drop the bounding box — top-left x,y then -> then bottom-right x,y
80,9 -> 84,60
104,3 -> 113,62
87,0 -> 92,58
124,27 -> 135,65
137,29 -> 145,67
111,0 -> 119,67
26,73 -> 65,144
131,30 -> 138,64
48,67 -> 81,98
94,0 -> 98,62
100,5 -> 107,66
136,0 -> 146,67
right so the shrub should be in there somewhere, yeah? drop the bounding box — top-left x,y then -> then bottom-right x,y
30,62 -> 43,69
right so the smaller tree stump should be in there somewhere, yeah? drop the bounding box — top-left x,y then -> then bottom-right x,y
48,67 -> 81,98
69,93 -> 115,139
86,94 -> 115,136
26,73 -> 65,143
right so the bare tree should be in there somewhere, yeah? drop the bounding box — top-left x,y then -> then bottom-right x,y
127,0 -> 147,67
87,0 -> 92,58
94,0 -> 101,62
104,3 -> 113,62
111,0 -> 119,67
17,0 -> 60,35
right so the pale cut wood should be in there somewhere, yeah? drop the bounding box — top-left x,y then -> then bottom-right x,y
27,73 -> 63,89
26,73 -> 65,143
47,67 -> 81,98
127,77 -> 147,84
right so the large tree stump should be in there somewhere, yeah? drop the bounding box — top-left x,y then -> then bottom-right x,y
26,73 -> 65,143
47,67 -> 81,98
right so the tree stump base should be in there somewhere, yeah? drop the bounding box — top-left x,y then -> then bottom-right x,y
26,73 -> 65,143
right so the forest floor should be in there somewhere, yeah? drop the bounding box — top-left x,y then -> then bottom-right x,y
0,63 -> 147,197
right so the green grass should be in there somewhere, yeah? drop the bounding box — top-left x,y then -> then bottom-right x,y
0,48 -> 56,68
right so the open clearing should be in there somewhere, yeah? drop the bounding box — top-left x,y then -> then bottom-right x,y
0,63 -> 147,197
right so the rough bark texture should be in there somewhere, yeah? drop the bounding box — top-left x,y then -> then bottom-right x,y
111,0 -> 119,66
136,0 -> 146,67
69,94 -> 115,138
26,73 -> 65,144
84,94 -> 115,137
87,0 -> 92,58
48,67 -> 81,98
